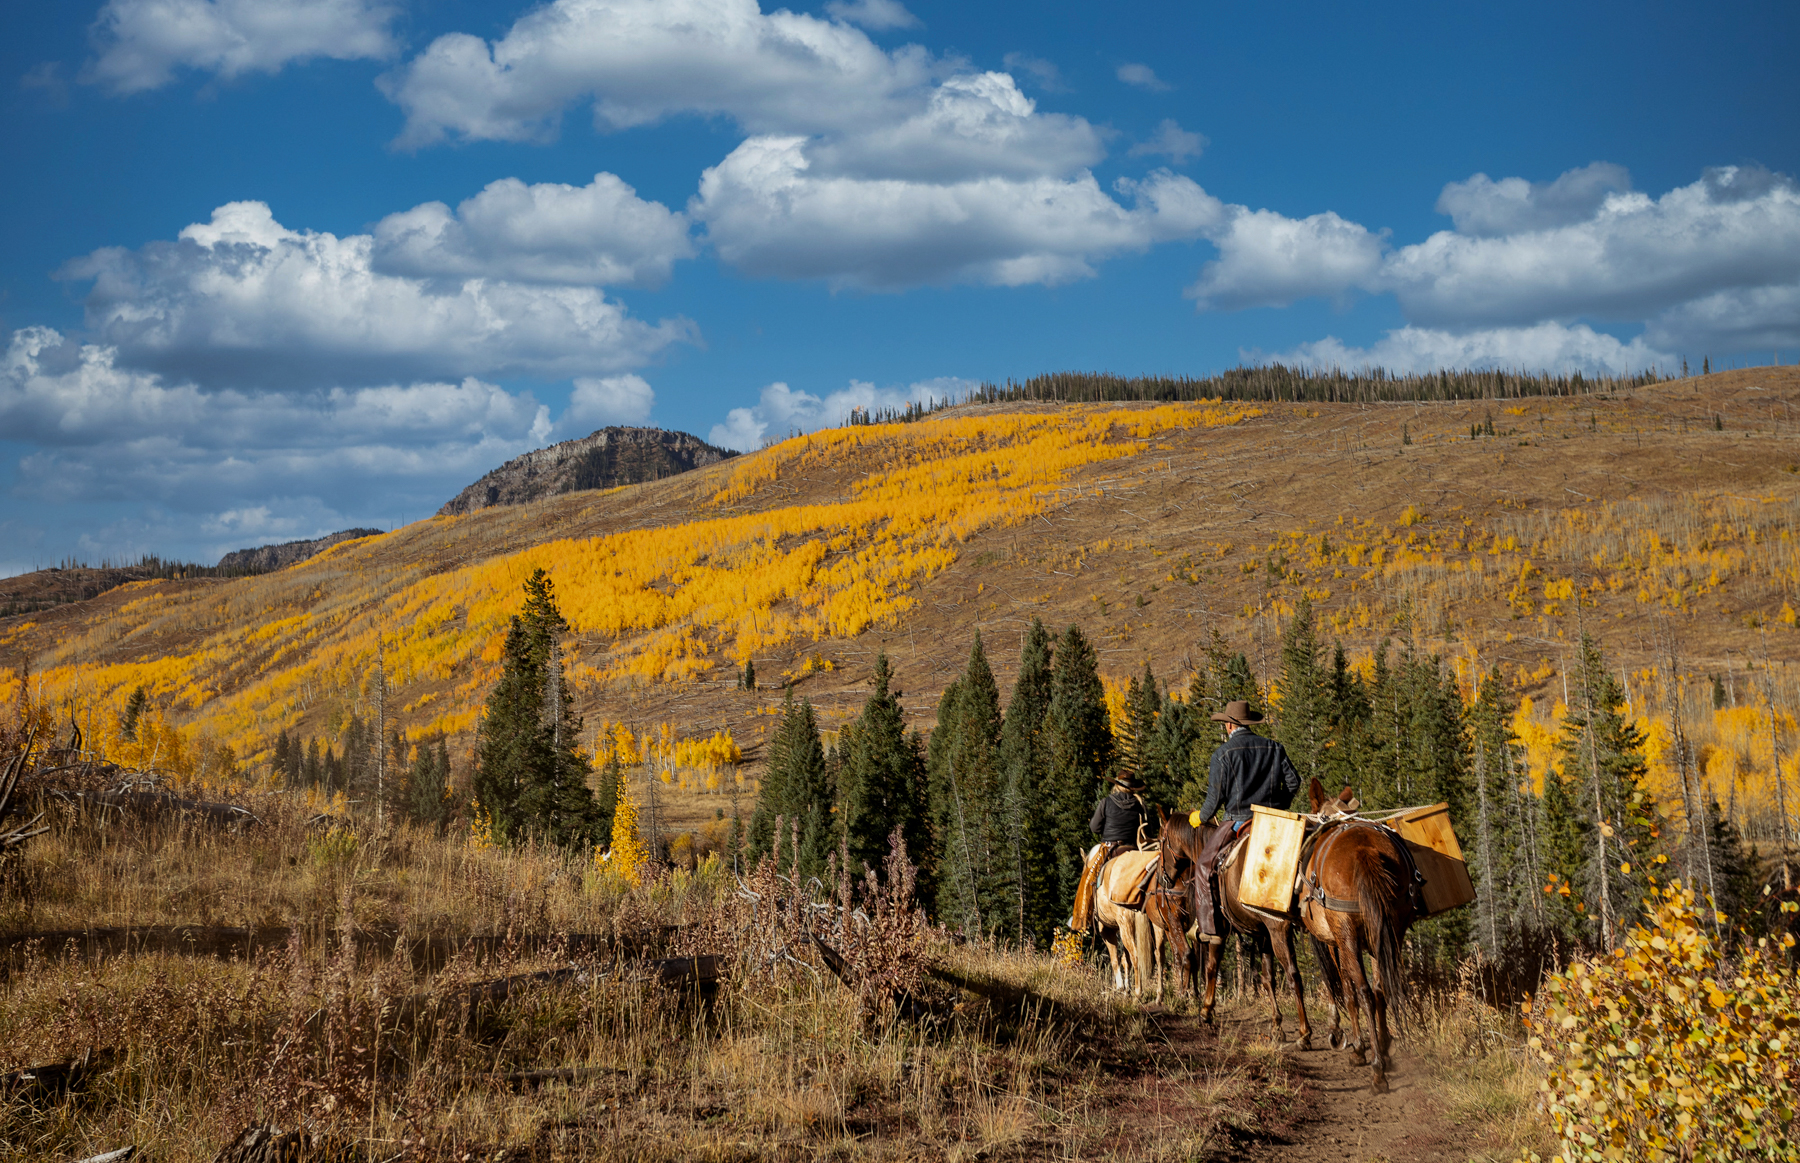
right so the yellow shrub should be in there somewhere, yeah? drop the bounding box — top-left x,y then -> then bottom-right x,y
1526,882 -> 1800,1162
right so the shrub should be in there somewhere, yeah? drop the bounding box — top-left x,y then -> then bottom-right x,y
1525,881 -> 1800,1161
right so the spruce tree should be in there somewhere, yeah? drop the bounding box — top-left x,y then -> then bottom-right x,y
1179,635 -> 1260,807
1041,624 -> 1115,924
406,735 -> 451,829
1001,619 -> 1058,944
1320,643 -> 1373,793
747,690 -> 832,878
303,737 -> 322,789
473,569 -> 607,848
929,632 -> 1006,936
1468,666 -> 1524,955
1143,686 -> 1202,810
1275,597 -> 1329,800
745,687 -> 799,867
274,730 -> 290,784
840,653 -> 926,881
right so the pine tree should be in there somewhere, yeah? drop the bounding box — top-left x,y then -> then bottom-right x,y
1143,685 -> 1203,811
1179,635 -> 1260,808
408,735 -> 451,829
473,569 -> 607,848
1041,624 -> 1115,925
1275,597 -> 1329,801
929,632 -> 1006,936
747,690 -> 832,878
1318,643 -> 1372,793
1468,666 -> 1524,955
1557,633 -> 1654,945
1001,619 -> 1057,944
273,730 -> 291,785
745,687 -> 799,867
840,653 -> 926,881
303,737 -> 322,790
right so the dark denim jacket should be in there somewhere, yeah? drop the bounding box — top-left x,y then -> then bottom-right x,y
1200,731 -> 1300,822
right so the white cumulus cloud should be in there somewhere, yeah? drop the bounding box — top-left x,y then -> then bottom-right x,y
1385,165 -> 1800,328
1435,161 -> 1633,238
85,0 -> 398,93
554,374 -> 657,437
59,201 -> 695,389
1186,207 -> 1387,310
372,173 -> 695,288
708,376 -> 976,451
1267,322 -> 1674,376
1,326 -> 561,509
378,0 -> 934,148
693,142 -> 1223,288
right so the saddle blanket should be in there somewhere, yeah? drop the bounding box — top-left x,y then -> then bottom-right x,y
1099,849 -> 1161,909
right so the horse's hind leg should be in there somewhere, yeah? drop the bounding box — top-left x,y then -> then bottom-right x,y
1256,931 -> 1284,1043
1337,932 -> 1387,1093
1273,923 -> 1314,1049
1199,941 -> 1222,1025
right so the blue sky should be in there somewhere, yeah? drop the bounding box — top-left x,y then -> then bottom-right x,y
2,0 -> 1797,575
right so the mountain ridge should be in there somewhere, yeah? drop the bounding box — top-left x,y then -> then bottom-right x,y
438,426 -> 736,517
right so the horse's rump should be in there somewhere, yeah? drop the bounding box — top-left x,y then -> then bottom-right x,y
1098,850 -> 1160,909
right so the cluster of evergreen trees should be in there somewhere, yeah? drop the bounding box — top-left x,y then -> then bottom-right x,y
272,721 -> 454,828
748,599 -> 1758,958
748,623 -> 1261,948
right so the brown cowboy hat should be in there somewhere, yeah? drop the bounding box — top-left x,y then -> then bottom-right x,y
1209,699 -> 1265,725
1110,771 -> 1148,791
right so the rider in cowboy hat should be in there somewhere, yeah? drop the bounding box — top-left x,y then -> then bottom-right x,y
1090,768 -> 1155,853
1191,699 -> 1300,937
1070,768 -> 1157,933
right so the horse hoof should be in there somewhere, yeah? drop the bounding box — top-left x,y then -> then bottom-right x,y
1372,1077 -> 1390,1095
1329,1031 -> 1346,1050
1350,1050 -> 1368,1067
1293,1034 -> 1313,1051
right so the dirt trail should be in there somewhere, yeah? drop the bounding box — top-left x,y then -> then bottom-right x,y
1137,1009 -> 1465,1162
1237,1029 -> 1458,1161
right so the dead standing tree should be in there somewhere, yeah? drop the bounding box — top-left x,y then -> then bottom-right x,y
0,727 -> 47,854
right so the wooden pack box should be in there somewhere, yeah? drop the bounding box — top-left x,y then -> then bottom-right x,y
1391,802 -> 1476,916
1240,803 -> 1306,913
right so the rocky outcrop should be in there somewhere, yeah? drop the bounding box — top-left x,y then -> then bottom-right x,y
215,529 -> 383,574
437,427 -> 736,517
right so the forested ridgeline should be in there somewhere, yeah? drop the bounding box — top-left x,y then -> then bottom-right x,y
843,364 -> 1669,425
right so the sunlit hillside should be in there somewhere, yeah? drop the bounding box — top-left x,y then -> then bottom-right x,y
4,367 -> 1798,839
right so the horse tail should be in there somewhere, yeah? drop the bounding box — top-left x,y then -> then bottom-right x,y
1358,859 -> 1410,1032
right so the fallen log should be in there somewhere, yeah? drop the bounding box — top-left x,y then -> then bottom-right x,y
0,924 -> 690,974
53,789 -> 261,829
210,1125 -> 344,1163
71,1149 -> 136,1163
0,1047 -> 113,1102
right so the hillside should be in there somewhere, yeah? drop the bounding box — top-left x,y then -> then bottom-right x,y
437,425 -> 736,516
3,367 -> 1797,837
214,527 -> 385,574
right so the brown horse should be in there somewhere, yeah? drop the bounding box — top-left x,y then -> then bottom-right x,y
1296,779 -> 1423,1094
1160,810 -> 1317,1048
